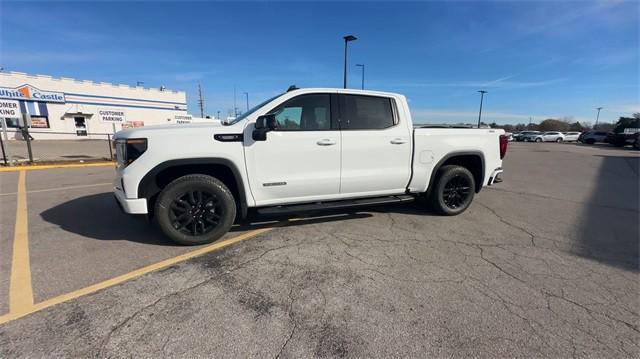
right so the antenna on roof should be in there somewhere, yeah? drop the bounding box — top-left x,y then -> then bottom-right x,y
287,85 -> 299,92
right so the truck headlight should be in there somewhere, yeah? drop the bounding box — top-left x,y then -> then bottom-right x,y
115,138 -> 147,167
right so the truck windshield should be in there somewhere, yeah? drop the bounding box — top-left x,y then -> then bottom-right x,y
225,94 -> 283,125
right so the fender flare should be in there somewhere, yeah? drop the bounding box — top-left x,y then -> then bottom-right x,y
426,151 -> 485,194
138,158 -> 249,218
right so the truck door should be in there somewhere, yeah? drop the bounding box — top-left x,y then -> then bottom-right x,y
244,93 -> 341,206
338,94 -> 412,196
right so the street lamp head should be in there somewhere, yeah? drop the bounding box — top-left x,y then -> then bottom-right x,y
478,90 -> 488,94
355,64 -> 364,67
596,107 -> 603,110
344,35 -> 357,42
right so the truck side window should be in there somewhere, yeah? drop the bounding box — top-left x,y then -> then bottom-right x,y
270,94 -> 331,131
340,94 -> 395,130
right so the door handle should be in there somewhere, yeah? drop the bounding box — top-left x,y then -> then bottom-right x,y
390,138 -> 408,144
317,139 -> 337,146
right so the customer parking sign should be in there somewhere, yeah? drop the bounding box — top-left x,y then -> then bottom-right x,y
0,100 -> 22,118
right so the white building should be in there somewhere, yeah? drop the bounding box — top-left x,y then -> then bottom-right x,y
0,71 -> 188,139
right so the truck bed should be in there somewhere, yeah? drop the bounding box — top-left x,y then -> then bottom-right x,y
407,127 -> 504,193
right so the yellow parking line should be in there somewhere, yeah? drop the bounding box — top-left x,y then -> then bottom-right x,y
0,227 -> 272,325
8,170 -> 34,316
0,162 -> 115,172
0,182 -> 112,196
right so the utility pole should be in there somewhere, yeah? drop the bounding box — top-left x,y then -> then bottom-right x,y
343,35 -> 357,88
197,82 -> 205,118
217,110 -> 221,120
595,107 -> 603,128
477,90 -> 487,128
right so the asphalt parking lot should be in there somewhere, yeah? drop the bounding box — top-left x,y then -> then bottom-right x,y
0,142 -> 638,357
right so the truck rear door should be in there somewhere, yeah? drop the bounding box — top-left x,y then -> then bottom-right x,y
338,94 -> 412,196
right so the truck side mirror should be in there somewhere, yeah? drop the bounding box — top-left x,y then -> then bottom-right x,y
255,114 -> 277,130
253,114 -> 277,141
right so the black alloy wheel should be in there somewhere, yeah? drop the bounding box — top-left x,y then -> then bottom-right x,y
155,174 -> 236,245
170,190 -> 224,236
442,175 -> 473,210
430,165 -> 476,216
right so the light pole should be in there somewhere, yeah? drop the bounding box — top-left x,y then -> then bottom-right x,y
243,92 -> 249,111
217,110 -> 221,120
477,90 -> 487,128
233,86 -> 237,117
595,107 -> 603,128
343,35 -> 357,88
355,64 -> 365,90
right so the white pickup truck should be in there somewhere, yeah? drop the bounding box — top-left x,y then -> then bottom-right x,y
113,88 -> 507,245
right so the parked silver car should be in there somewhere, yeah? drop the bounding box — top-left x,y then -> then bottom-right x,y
517,131 -> 541,142
563,132 -> 581,141
526,131 -> 565,142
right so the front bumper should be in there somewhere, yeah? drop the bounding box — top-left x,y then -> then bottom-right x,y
114,188 -> 148,214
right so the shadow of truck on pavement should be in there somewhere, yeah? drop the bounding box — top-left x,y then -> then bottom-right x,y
578,154 -> 639,271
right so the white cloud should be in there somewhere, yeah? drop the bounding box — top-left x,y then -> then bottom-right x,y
394,77 -> 566,90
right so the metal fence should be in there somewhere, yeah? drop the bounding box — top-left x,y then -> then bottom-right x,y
0,129 -> 115,166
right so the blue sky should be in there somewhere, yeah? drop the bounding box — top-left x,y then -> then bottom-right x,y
1,0 -> 638,124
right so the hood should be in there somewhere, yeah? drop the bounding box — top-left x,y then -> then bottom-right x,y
114,122 -> 239,140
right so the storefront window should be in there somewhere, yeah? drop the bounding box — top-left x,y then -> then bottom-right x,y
3,118 -> 20,128
1,116 -> 50,128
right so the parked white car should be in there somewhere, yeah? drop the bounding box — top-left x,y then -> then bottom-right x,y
562,132 -> 581,141
113,87 -> 507,245
527,131 -> 565,142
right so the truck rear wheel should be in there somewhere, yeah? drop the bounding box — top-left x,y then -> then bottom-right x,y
155,174 -> 236,245
430,165 -> 475,216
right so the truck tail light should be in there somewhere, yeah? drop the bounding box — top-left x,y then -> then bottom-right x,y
499,135 -> 508,159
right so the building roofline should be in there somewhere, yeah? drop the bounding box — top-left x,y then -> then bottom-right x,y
0,71 -> 185,95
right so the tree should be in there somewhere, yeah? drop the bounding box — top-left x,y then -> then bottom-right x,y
514,123 -> 527,131
537,118 -> 569,132
593,122 -> 614,132
613,113 -> 640,133
568,121 -> 584,132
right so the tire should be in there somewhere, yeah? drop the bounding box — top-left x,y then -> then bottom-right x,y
155,174 -> 236,245
429,165 -> 475,216
556,138 -> 562,143
585,138 -> 595,145
634,139 -> 640,150
535,138 -> 542,142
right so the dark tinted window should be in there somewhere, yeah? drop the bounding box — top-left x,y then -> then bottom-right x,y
340,95 -> 395,130
270,94 -> 331,130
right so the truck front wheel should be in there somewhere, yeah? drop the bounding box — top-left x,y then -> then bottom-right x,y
430,165 -> 475,216
155,174 -> 236,245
